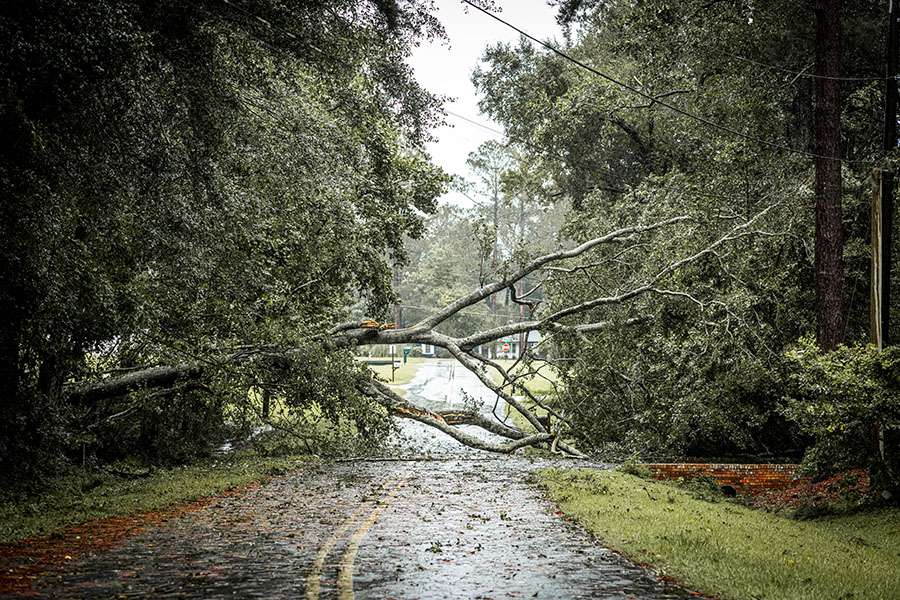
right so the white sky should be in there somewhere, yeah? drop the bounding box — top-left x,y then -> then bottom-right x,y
406,1 -> 563,206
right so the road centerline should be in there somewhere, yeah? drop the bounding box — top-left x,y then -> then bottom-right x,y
305,464 -> 413,600
336,466 -> 414,600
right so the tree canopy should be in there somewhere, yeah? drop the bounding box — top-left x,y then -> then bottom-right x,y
2,0 -> 899,497
0,0 -> 445,473
465,0 -> 898,476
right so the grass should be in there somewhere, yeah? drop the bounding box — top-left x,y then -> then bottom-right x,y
488,358 -> 560,395
539,468 -> 900,600
0,452 -> 307,545
360,355 -> 425,395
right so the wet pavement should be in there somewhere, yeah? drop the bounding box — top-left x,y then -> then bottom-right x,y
9,458 -> 690,599
3,360 -> 694,598
388,359 -> 518,458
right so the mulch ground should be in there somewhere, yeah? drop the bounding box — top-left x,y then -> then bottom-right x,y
749,469 -> 871,511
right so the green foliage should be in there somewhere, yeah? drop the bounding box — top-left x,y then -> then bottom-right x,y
472,0 -> 886,461
783,339 -> 900,495
540,469 -> 900,600
396,198 -> 564,338
0,0 -> 445,478
615,454 -> 654,479
91,389 -> 227,465
675,474 -> 724,503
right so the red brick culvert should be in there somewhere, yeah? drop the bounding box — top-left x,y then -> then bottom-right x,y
643,463 -> 810,495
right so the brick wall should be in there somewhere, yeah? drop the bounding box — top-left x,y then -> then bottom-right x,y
643,463 -> 808,495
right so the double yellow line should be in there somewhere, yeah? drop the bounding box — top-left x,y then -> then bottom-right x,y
305,464 -> 413,600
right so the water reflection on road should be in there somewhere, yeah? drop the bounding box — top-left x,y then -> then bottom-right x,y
390,359 -> 514,457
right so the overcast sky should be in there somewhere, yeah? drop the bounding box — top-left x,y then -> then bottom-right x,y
406,1 -> 563,206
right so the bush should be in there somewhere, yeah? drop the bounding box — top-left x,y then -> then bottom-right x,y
676,473 -> 724,502
783,338 -> 900,499
616,453 -> 654,479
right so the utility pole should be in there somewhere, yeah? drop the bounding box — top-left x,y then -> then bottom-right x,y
491,187 -> 499,313
870,0 -> 899,463
393,267 -> 401,328
873,169 -> 886,348
879,0 -> 899,346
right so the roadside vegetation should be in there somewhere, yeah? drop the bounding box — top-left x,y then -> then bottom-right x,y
539,468 -> 900,600
361,355 -> 426,393
0,452 -> 307,545
3,0 -> 900,512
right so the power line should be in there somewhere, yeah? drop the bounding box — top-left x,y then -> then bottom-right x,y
461,0 -> 880,166
446,109 -> 506,136
398,303 -> 519,321
723,51 -> 888,82
444,109 -> 816,204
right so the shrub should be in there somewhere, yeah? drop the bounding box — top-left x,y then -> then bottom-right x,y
783,338 -> 900,499
616,453 -> 654,479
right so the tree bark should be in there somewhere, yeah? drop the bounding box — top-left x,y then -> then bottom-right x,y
65,364 -> 205,404
814,0 -> 844,352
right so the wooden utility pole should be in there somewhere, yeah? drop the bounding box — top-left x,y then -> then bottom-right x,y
393,268 -> 401,329
879,0 -> 900,346
874,169 -> 886,348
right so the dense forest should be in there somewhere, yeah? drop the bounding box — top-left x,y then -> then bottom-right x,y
2,0 -> 899,496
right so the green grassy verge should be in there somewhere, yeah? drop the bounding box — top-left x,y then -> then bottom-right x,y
488,358 -> 560,395
539,469 -> 900,600
362,356 -> 425,394
0,453 -> 307,545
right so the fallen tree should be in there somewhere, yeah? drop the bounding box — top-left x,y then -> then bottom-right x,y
62,205 -> 778,458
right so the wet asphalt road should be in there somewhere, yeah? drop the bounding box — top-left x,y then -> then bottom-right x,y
390,359 -> 515,457
20,459 -> 688,599
7,360 -> 692,598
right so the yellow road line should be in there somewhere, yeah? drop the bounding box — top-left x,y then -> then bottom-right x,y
336,468 -> 413,600
305,464 -> 413,600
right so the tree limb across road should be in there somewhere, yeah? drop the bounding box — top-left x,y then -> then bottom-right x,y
63,208 -> 778,457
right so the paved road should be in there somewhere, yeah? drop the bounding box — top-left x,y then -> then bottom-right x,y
12,459 -> 688,599
390,359 -> 518,457
3,360 -> 693,599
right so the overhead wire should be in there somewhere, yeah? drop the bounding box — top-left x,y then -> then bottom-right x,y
398,303 -> 521,321
460,0 -> 882,167
218,0 -> 834,206
722,51 -> 888,82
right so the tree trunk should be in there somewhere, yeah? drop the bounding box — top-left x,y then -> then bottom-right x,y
814,0 -> 844,352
